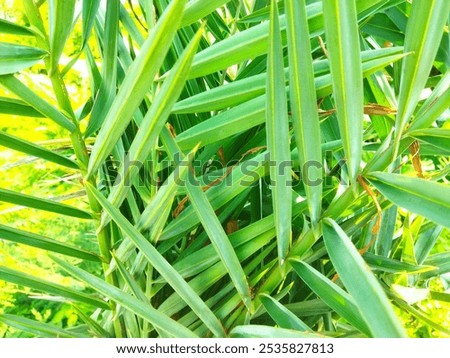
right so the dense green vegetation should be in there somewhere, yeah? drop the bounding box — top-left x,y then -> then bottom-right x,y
0,0 -> 449,338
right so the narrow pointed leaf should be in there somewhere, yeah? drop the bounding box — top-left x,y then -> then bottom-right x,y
85,0 -> 119,136
0,75 -> 75,132
173,47 -> 404,114
0,188 -> 92,219
322,218 -> 406,337
81,0 -> 101,49
285,0 -> 322,227
0,19 -> 34,36
230,325 -> 323,338
407,128 -> 450,152
290,259 -> 371,336
105,27 -> 203,212
185,176 -> 252,311
185,0 -> 381,79
407,72 -> 450,132
181,0 -> 230,27
367,172 -> 450,228
322,0 -> 364,185
175,52 -> 405,151
48,0 -> 76,73
267,0 -> 292,267
87,0 -> 187,177
0,224 -> 102,262
0,314 -> 86,338
259,293 -> 312,331
0,266 -> 109,309
0,42 -> 47,75
85,183 -> 226,337
0,96 -> 44,117
395,0 -> 450,144
0,130 -> 78,169
51,256 -> 198,338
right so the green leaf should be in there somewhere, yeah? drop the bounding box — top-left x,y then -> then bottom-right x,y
175,51 -> 405,151
285,0 -> 322,228
363,252 -> 436,274
85,0 -> 119,136
48,0 -> 76,74
407,128 -> 450,152
394,0 -> 450,148
105,27 -> 203,212
0,314 -> 87,338
0,188 -> 92,219
87,0 -> 187,177
185,0 -> 381,79
367,172 -> 450,228
267,0 -> 292,268
181,0 -> 229,27
185,175 -> 253,311
0,42 -> 47,75
230,325 -> 323,338
322,218 -> 406,337
85,182 -> 226,337
81,0 -> 101,49
0,19 -> 35,36
375,205 -> 397,257
407,72 -> 450,132
0,130 -> 78,169
0,224 -> 102,262
259,293 -> 312,331
0,266 -> 109,309
322,0 -> 364,185
290,259 -> 371,336
0,96 -> 44,117
0,75 -> 75,132
51,256 -> 198,338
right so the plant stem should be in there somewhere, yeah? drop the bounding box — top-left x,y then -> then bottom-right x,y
22,0 -> 125,338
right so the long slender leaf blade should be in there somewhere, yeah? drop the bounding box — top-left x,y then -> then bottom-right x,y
48,0 -> 76,74
290,259 -> 371,336
51,256 -> 197,338
85,183 -> 226,337
175,52 -> 405,151
185,176 -> 252,311
181,0 -> 230,27
81,0 -> 101,49
0,130 -> 78,169
0,314 -> 86,338
0,96 -> 44,117
185,0 -> 381,79
259,293 -> 312,331
285,0 -> 322,228
87,0 -> 187,177
407,72 -> 450,132
407,128 -> 450,152
267,0 -> 292,268
230,325 -> 323,338
367,172 -> 450,228
395,0 -> 450,146
85,0 -> 119,136
0,19 -> 34,36
0,266 -> 109,309
0,75 -> 75,132
0,42 -> 47,75
322,0 -> 364,185
0,224 -> 102,262
0,188 -> 92,219
322,218 -> 406,337
105,27 -> 204,212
